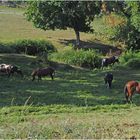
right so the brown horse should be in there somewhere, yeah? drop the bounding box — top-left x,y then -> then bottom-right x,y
124,80 -> 140,103
31,67 -> 55,81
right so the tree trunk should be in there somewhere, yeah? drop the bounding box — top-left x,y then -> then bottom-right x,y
74,29 -> 80,47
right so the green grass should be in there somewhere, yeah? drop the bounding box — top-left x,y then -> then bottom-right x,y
0,53 -> 136,107
0,54 -> 140,138
1,106 -> 140,139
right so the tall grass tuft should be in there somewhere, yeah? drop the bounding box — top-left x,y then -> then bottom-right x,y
50,47 -> 102,69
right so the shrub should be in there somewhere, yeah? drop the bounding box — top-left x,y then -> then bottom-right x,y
50,47 -> 102,69
126,58 -> 140,68
0,42 -> 16,53
120,50 -> 140,64
13,39 -> 56,55
0,40 -> 56,55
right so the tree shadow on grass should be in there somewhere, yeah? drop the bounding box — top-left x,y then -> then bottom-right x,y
59,39 -> 122,55
0,56 -> 140,107
0,67 -> 127,107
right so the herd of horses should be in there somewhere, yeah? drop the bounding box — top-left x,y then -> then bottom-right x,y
0,55 -> 139,103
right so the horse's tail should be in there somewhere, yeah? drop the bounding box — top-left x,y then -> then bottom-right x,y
124,85 -> 129,102
124,85 -> 128,95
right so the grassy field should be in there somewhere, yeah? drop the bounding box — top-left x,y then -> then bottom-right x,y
0,54 -> 140,138
0,6 -> 140,139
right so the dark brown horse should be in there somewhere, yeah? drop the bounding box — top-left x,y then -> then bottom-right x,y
101,56 -> 119,69
124,80 -> 140,103
104,73 -> 113,89
31,67 -> 55,81
0,64 -> 23,77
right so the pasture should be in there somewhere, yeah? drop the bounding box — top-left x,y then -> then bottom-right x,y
0,54 -> 140,138
0,6 -> 140,139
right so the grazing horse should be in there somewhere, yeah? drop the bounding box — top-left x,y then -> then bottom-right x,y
31,67 -> 55,81
102,56 -> 119,69
0,64 -> 23,77
104,73 -> 113,88
124,80 -> 140,103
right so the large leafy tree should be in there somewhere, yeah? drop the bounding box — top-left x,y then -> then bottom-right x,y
25,1 -> 100,47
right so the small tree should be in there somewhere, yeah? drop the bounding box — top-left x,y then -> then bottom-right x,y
25,1 -> 100,47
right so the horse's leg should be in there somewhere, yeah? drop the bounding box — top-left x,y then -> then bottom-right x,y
108,81 -> 112,88
124,86 -> 129,103
6,69 -> 10,77
50,74 -> 54,80
125,94 -> 129,103
129,95 -> 133,103
8,71 -> 11,78
128,90 -> 135,103
38,76 -> 41,82
32,75 -> 35,81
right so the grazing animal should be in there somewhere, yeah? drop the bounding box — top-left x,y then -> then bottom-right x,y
31,67 -> 55,81
104,73 -> 113,88
0,64 -> 23,77
124,80 -> 140,103
102,56 -> 119,69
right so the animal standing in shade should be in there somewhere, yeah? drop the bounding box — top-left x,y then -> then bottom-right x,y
104,73 -> 113,89
0,64 -> 23,77
31,67 -> 55,81
124,80 -> 140,103
102,56 -> 119,69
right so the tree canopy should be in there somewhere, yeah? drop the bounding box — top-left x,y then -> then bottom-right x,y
25,1 -> 100,46
101,1 -> 140,50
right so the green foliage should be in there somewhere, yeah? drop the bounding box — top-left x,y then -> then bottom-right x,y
0,40 -> 56,55
0,42 -> 16,53
126,26 -> 140,50
13,39 -> 56,55
126,1 -> 140,32
120,50 -> 140,64
25,1 -> 101,46
126,58 -> 140,69
50,47 -> 101,69
99,2 -> 140,50
25,1 -> 100,32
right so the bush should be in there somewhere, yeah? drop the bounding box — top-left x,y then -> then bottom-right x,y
13,39 -> 56,55
126,58 -> 140,68
0,40 -> 56,55
50,47 -> 102,69
0,42 -> 16,53
120,50 -> 140,64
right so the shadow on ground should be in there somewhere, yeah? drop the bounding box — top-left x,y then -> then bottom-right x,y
59,39 -> 122,55
0,54 -> 140,107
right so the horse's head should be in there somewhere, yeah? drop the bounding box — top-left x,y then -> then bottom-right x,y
10,65 -> 23,77
114,56 -> 119,63
31,69 -> 39,81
